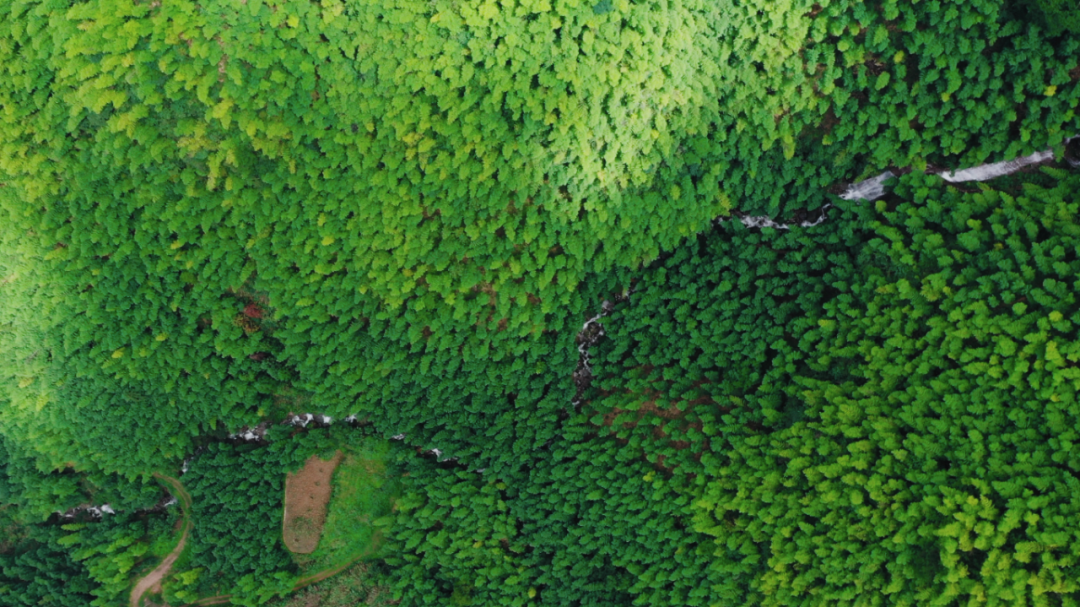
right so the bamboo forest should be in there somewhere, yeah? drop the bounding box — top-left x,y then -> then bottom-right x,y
2,0 -> 1080,605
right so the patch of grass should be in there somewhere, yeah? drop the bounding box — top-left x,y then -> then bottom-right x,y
294,440 -> 400,573
285,515 -> 319,550
265,562 -> 395,607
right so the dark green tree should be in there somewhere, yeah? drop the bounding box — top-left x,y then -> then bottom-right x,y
0,526 -> 98,607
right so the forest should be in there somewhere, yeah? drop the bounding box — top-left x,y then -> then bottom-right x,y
2,0 -> 1080,605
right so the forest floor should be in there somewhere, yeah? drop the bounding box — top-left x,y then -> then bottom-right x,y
283,451 -> 344,553
130,474 -> 193,607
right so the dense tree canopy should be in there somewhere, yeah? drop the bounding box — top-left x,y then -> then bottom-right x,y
0,526 -> 98,607
1,0 -> 1080,605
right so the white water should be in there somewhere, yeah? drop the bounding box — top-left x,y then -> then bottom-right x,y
940,149 -> 1054,182
231,428 -> 261,441
739,139 -> 1075,225
840,171 -> 897,202
57,504 -> 114,519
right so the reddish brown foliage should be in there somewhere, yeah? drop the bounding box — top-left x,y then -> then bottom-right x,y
243,303 -> 264,319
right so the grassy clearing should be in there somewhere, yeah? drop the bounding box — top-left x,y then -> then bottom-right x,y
292,440 -> 400,573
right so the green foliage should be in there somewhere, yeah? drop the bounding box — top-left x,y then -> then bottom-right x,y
169,424 -> 369,604
59,511 -> 179,607
0,506 -> 29,553
573,168 -> 1080,605
0,434 -> 83,519
0,0 -> 724,330
0,1 -> 1077,536
1,4 -> 1077,476
1021,0 -> 1080,35
0,178 -> 292,480
263,562 -> 395,607
2,1 -> 1080,606
0,432 -> 162,521
579,215 -> 862,603
587,168 -> 1080,606
0,525 -> 98,607
381,425 -> 727,606
298,440 -> 401,572
384,464 -> 633,607
174,441 -> 297,603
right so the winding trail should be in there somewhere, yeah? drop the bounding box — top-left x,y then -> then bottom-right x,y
130,474 -> 193,607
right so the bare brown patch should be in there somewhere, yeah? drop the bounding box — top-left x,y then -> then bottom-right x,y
283,451 -> 344,554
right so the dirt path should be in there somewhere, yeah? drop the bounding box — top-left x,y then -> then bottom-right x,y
130,474 -> 193,607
